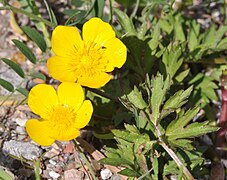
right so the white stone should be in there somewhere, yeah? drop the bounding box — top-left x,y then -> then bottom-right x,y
101,169 -> 112,180
49,159 -> 57,166
49,171 -> 60,179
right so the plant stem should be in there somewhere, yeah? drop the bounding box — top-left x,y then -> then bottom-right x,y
87,87 -> 119,102
72,139 -> 97,180
155,126 -> 194,180
34,159 -> 41,180
0,5 -> 56,28
159,141 -> 194,180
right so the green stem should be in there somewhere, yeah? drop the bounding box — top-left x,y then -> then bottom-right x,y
87,88 -> 119,102
72,139 -> 97,180
159,141 -> 194,180
0,5 -> 56,28
155,125 -> 194,180
34,159 -> 41,180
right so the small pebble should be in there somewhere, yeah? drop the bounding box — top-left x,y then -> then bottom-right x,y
15,126 -> 25,134
49,171 -> 60,179
101,169 -> 112,180
49,159 -> 57,166
64,169 -> 84,180
44,148 -> 60,158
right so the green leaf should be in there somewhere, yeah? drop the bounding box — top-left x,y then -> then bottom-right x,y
175,69 -> 190,83
1,58 -> 25,78
0,79 -> 14,92
43,0 -> 58,25
94,0 -> 105,18
148,23 -> 160,54
169,139 -> 194,150
166,107 -> 200,136
188,20 -> 200,51
22,26 -> 47,52
203,24 -> 216,48
163,86 -> 193,110
166,107 -> 218,149
151,74 -> 171,125
16,87 -> 29,97
92,132 -> 114,140
29,72 -> 46,81
99,157 -> 133,167
189,73 -> 218,104
114,8 -> 137,36
162,44 -> 184,78
134,110 -> 148,129
127,86 -> 147,109
163,160 -> 178,176
174,14 -> 185,42
152,157 -> 159,180
172,121 -> 218,139
71,0 -> 83,6
12,39 -> 36,64
177,166 -> 183,180
119,168 -> 139,177
217,37 -> 227,50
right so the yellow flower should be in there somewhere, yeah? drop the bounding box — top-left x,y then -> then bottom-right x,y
47,17 -> 127,88
25,82 -> 93,146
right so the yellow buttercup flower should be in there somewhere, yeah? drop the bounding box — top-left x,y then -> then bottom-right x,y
47,17 -> 127,88
25,82 -> 93,146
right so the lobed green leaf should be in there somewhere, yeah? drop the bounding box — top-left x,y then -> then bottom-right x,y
151,74 -> 171,125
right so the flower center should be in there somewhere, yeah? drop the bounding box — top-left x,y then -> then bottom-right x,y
70,42 -> 108,77
49,105 -> 76,129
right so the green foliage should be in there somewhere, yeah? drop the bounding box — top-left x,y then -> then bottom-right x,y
29,72 -> 46,81
1,1 -> 226,179
189,73 -> 219,107
163,86 -> 193,110
16,88 -> 29,97
12,39 -> 37,64
151,74 -> 171,125
114,8 -> 137,36
100,124 -> 155,178
0,79 -> 14,92
22,26 -> 47,52
126,86 -> 147,109
166,107 -> 218,150
1,58 -> 25,78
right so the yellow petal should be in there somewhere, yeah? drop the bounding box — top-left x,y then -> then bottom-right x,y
47,56 -> 77,82
26,119 -> 55,146
77,72 -> 112,88
82,17 -> 115,46
28,84 -> 58,119
51,26 -> 83,57
57,82 -> 84,112
55,127 -> 80,141
74,100 -> 93,129
104,38 -> 127,72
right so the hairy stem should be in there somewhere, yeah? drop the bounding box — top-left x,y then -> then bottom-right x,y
159,141 -> 194,180
155,126 -> 194,180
